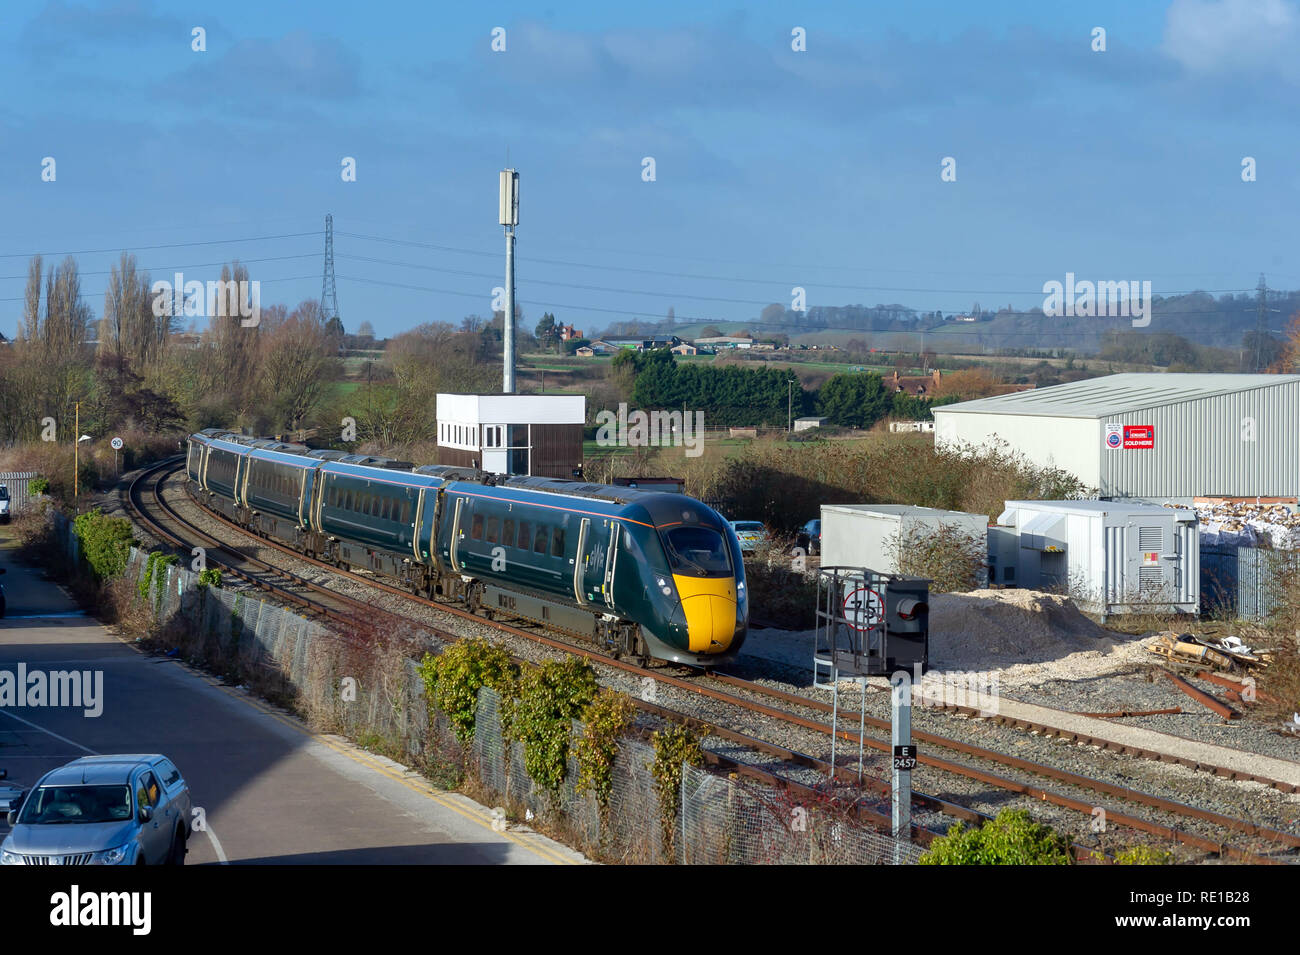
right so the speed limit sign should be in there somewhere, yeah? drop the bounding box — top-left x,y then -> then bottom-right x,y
110,437 -> 124,451
842,586 -> 883,632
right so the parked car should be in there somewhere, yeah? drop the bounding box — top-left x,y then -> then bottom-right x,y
728,521 -> 769,554
796,519 -> 822,555
1,754 -> 192,865
0,769 -> 20,817
0,484 -> 9,524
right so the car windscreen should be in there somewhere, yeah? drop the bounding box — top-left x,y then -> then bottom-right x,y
733,523 -> 763,532
0,487 -> 8,500
18,785 -> 133,825
661,526 -> 732,577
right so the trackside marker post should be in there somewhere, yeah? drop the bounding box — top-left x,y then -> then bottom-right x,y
890,670 -> 915,854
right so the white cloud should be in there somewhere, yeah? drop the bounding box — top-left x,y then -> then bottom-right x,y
1163,0 -> 1300,78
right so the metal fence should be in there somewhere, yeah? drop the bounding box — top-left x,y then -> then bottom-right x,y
52,512 -> 919,865
1201,544 -> 1299,622
0,471 -> 41,514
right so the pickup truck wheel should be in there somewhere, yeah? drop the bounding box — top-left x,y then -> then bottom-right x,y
168,826 -> 187,865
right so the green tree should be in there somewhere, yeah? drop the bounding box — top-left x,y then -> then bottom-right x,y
535,312 -> 557,352
817,372 -> 889,429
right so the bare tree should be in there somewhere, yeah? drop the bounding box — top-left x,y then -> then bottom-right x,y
259,301 -> 338,430
100,253 -> 157,368
22,256 -> 43,342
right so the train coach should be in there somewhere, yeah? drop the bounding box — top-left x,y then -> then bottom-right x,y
186,430 -> 747,666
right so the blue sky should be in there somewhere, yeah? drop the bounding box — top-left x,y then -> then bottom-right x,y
0,0 -> 1296,341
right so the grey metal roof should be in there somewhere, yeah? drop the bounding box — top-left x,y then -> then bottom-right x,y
933,373 -> 1300,418
1002,499 -> 1194,518
822,504 -> 984,519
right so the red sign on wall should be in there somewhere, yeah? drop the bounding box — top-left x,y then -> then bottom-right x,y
1123,425 -> 1154,449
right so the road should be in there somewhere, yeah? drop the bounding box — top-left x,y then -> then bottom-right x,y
0,529 -> 583,865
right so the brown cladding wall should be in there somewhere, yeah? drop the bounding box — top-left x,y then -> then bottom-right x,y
435,447 -> 479,469
530,424 -> 584,478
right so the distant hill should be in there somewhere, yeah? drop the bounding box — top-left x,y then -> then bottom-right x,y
602,289 -> 1298,355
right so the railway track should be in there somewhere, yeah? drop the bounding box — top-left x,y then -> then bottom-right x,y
126,458 -> 1299,863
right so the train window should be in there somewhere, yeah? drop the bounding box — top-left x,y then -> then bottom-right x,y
662,527 -> 731,577
517,521 -> 531,549
551,528 -> 565,557
471,514 -> 484,539
402,500 -> 411,524
369,495 -> 379,517
344,490 -> 353,511
503,519 -> 514,547
486,517 -> 500,543
534,526 -> 548,553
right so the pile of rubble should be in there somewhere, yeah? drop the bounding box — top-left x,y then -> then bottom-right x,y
1195,500 -> 1300,549
1146,630 -> 1273,673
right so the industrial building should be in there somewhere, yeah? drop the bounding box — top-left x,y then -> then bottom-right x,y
933,374 -> 1300,503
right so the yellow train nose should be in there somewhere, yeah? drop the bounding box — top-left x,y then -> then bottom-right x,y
673,575 -> 737,654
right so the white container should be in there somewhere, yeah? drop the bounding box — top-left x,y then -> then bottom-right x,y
997,500 -> 1198,616
819,504 -> 989,586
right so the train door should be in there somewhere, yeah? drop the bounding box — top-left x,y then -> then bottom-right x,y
414,487 -> 440,568
580,518 -> 620,607
574,518 -> 592,604
449,496 -> 465,573
237,452 -> 253,507
297,467 -> 312,529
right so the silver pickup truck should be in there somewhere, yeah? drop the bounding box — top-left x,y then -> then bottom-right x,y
1,755 -> 192,865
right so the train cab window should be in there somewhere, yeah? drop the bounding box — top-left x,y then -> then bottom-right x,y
471,514 -> 484,540
551,528 -> 565,557
533,526 -> 548,553
517,522 -> 531,550
662,526 -> 732,577
503,519 -> 514,547
486,517 -> 500,544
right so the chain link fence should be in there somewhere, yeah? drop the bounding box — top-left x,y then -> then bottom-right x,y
51,512 -> 920,864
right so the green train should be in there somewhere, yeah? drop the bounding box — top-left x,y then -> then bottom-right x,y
187,430 -> 747,666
